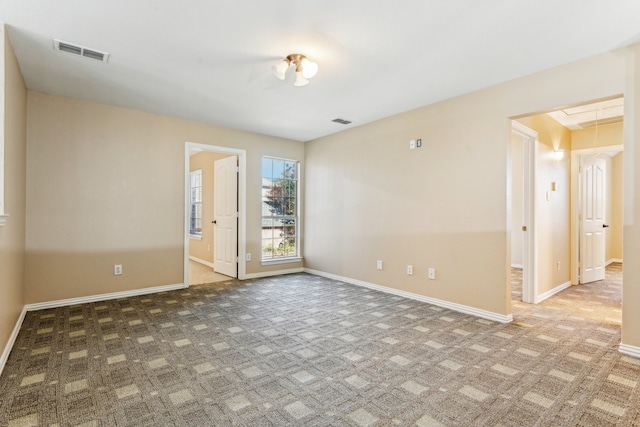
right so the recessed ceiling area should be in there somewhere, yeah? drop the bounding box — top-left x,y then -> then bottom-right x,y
1,1 -> 639,141
547,97 -> 624,130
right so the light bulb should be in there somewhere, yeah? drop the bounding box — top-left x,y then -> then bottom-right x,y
294,71 -> 309,87
553,150 -> 564,160
272,59 -> 290,80
300,58 -> 318,79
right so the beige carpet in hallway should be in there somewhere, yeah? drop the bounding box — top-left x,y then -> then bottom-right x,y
188,259 -> 232,285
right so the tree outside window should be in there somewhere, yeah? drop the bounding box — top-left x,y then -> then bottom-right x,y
262,157 -> 298,259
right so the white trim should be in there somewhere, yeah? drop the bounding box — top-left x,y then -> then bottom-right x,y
189,255 -> 215,269
185,143 -> 247,283
606,258 -> 623,265
619,343 -> 640,359
24,283 -> 187,312
511,264 -> 523,269
0,306 -> 28,377
511,121 -> 538,304
535,281 -> 571,304
261,257 -> 303,266
244,267 -> 304,279
0,214 -> 8,227
305,268 -> 513,324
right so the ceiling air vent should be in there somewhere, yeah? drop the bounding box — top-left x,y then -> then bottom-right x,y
54,39 -> 110,63
332,118 -> 352,125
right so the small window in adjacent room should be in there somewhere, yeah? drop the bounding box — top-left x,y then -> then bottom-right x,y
189,169 -> 203,238
262,157 -> 299,262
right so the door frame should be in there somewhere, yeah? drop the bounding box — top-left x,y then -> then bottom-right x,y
184,142 -> 247,285
511,121 -> 538,304
570,144 -> 623,285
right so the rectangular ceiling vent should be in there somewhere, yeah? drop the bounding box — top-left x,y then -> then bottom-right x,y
332,118 -> 352,125
54,39 -> 110,63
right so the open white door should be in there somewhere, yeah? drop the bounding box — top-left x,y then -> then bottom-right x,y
580,155 -> 606,284
214,155 -> 238,278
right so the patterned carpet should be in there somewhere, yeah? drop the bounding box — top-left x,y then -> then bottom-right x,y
1,264 -> 636,426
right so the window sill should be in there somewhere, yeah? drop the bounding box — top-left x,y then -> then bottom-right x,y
261,257 -> 303,266
0,214 -> 8,227
189,234 -> 202,240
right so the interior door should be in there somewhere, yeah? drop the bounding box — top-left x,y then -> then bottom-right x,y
580,156 -> 606,284
213,155 -> 238,278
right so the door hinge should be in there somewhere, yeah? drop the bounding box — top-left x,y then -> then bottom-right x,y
236,166 -> 239,173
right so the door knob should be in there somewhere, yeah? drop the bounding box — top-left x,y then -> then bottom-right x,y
212,220 -> 217,224
603,224 -> 610,228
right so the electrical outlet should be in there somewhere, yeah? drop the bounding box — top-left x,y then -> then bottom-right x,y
407,265 -> 413,275
428,268 -> 436,280
114,264 -> 122,276
377,260 -> 383,270
416,138 -> 422,148
246,253 -> 252,261
409,140 -> 416,150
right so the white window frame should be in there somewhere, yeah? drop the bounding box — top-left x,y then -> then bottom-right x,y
189,169 -> 203,239
261,156 -> 301,264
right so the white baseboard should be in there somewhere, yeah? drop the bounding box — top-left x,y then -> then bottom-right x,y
511,264 -> 523,269
619,343 -> 640,359
606,259 -> 623,266
0,306 -> 28,377
24,283 -> 188,312
243,268 -> 304,280
189,256 -> 215,269
304,268 -> 512,324
535,281 -> 571,304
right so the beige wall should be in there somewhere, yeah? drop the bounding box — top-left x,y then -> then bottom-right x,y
188,151 -> 232,264
0,27 -> 27,356
572,122 -> 623,150
510,132 -> 524,267
25,92 -> 304,303
623,47 -> 640,347
305,45 -> 632,318
518,114 -> 572,295
610,152 -> 623,261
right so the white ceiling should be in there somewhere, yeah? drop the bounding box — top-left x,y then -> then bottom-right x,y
2,1 -> 639,142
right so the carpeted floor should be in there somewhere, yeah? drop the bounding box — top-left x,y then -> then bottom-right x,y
189,260 -> 232,285
510,267 -> 522,301
0,264 -> 635,426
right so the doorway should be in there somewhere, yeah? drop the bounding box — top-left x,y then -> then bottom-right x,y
509,97 -> 623,317
184,142 -> 247,287
510,121 -> 537,303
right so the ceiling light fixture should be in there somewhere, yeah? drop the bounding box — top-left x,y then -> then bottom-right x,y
553,149 -> 564,160
273,54 -> 318,87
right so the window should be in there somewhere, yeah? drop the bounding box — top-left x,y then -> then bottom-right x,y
189,169 -> 203,238
262,157 -> 299,261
